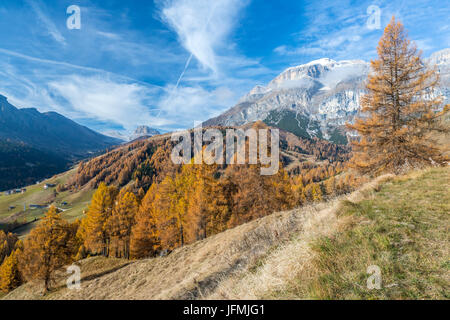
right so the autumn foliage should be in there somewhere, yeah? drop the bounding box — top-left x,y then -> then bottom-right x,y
0,131 -> 360,295
75,157 -> 360,261
347,17 -> 448,175
0,248 -> 21,293
18,207 -> 79,292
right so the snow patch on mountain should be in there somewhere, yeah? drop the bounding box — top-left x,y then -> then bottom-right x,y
104,126 -> 161,142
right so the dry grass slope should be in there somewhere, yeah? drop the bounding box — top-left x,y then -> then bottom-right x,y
3,167 -> 448,300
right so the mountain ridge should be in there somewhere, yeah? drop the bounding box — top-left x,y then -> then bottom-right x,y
0,95 -> 121,159
0,95 -> 122,189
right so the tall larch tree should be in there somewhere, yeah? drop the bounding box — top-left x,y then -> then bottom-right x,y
163,165 -> 196,248
0,231 -> 18,265
151,176 -> 182,251
18,206 -> 76,293
207,174 -> 236,235
0,249 -> 22,293
79,183 -> 118,256
105,188 -> 138,259
151,163 -> 200,250
347,16 -> 448,175
130,184 -> 160,259
185,162 -> 226,243
226,164 -> 295,227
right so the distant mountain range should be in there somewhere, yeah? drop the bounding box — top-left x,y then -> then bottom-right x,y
0,95 -> 122,190
205,48 -> 450,145
105,125 -> 161,142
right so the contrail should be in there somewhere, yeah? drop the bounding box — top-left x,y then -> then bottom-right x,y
170,2 -> 219,92
175,53 -> 193,89
0,47 -> 164,90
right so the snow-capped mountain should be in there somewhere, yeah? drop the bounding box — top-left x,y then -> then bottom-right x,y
205,49 -> 449,145
428,48 -> 450,104
130,126 -> 161,141
105,126 -> 161,142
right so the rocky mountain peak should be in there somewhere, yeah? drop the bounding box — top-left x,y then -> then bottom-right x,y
131,126 -> 160,140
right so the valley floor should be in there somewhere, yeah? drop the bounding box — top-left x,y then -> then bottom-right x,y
3,166 -> 449,300
0,168 -> 93,238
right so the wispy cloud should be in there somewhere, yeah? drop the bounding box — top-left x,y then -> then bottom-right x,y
0,1 -> 264,133
160,0 -> 249,75
157,84 -> 238,130
152,0 -> 267,131
0,49 -> 167,131
96,31 -> 121,40
26,0 -> 66,45
0,48 -> 163,89
274,1 -> 380,61
49,75 -> 161,130
274,0 -> 450,63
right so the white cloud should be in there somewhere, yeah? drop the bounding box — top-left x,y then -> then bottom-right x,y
96,31 -> 121,40
157,84 -> 238,129
414,39 -> 434,51
48,75 -> 160,130
273,1 -> 383,61
274,45 -> 325,56
0,48 -> 105,74
160,0 -> 248,74
151,0 -> 269,131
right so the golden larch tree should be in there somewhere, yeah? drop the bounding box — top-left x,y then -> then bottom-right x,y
130,184 -> 160,259
79,183 -> 118,256
142,176 -> 181,251
0,231 -> 18,265
226,164 -> 295,227
18,206 -> 76,293
154,168 -> 194,249
105,188 -> 138,259
0,249 -> 22,293
185,162 -> 219,243
347,16 -> 448,174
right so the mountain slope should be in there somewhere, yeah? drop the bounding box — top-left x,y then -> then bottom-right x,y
205,49 -> 450,145
0,140 -> 68,191
0,95 -> 121,158
5,166 -> 447,300
209,167 -> 449,300
0,94 -> 123,190
67,122 -> 349,192
0,121 -> 349,240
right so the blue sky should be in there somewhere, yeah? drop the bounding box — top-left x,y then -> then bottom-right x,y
0,0 -> 448,134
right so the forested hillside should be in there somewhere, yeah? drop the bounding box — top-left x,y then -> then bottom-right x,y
68,123 -> 349,192
0,140 -> 68,190
3,166 -> 447,300
0,95 -> 121,190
